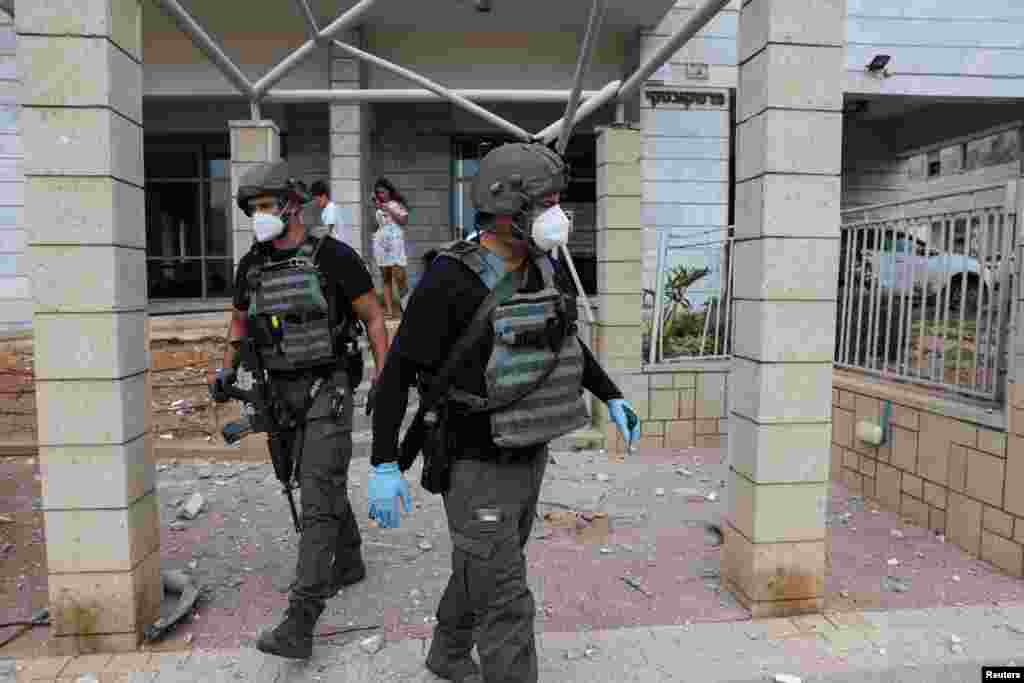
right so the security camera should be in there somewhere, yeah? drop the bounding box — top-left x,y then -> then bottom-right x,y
474,0 -> 492,12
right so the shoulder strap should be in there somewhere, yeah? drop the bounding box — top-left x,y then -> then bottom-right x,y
420,269 -> 523,415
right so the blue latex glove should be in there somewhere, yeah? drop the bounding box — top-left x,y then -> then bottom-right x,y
367,463 -> 412,529
608,398 -> 640,449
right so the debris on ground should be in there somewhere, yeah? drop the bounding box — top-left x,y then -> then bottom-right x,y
620,575 -> 653,598
417,540 -> 433,552
178,492 -> 205,520
654,488 -> 665,497
882,576 -> 912,593
595,473 -> 610,483
359,634 -> 384,654
773,675 -> 802,683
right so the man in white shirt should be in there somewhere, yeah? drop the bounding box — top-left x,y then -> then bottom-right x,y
311,180 -> 347,245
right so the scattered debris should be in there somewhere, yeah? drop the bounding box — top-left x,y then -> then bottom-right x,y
599,546 -> 613,554
774,674 -> 802,683
949,634 -> 964,654
620,575 -> 653,598
75,675 -> 99,683
890,529 -> 904,539
839,590 -> 850,599
882,576 -> 911,593
178,493 -> 205,520
359,634 -> 384,654
595,473 -> 610,483
159,433 -> 174,440
654,488 -> 666,497
417,540 -> 434,552
952,575 -> 961,582
675,468 -> 693,477
700,568 -> 720,580
1005,623 -> 1024,636
887,558 -> 900,567
706,492 -> 718,502
187,560 -> 198,571
0,515 -> 13,524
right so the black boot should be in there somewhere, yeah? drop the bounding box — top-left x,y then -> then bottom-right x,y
255,599 -> 323,659
330,557 -> 367,596
425,629 -> 482,683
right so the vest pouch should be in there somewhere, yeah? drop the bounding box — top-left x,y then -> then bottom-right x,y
487,292 -> 590,449
277,316 -> 336,370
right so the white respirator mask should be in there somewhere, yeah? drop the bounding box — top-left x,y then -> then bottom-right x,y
530,205 -> 571,252
252,211 -> 286,243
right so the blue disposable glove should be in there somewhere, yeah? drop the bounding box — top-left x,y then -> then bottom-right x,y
608,398 -> 640,449
367,462 -> 412,529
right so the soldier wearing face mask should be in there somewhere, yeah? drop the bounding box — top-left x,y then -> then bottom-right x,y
369,142 -> 640,683
207,160 -> 389,660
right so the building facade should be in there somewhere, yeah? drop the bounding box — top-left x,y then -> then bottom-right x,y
1,0 -> 1023,331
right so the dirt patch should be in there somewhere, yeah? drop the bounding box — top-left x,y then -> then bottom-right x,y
0,334 -> 239,443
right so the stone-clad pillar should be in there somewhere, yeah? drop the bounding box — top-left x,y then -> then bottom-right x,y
18,0 -> 161,652
329,32 -> 371,260
594,125 -> 647,452
230,120 -> 280,274
721,0 -> 845,617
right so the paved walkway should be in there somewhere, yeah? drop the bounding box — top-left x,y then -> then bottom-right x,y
4,601 -> 1024,681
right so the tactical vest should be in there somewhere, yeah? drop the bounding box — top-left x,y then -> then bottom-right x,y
245,236 -> 344,373
440,240 -> 590,449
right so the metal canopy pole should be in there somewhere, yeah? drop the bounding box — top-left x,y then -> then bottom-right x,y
331,39 -> 533,142
553,0 -> 606,326
294,0 -> 320,39
263,88 -> 604,103
252,0 -> 377,98
617,0 -> 732,101
535,80 -> 620,144
535,0 -> 729,141
556,0 -> 607,156
151,0 -> 256,99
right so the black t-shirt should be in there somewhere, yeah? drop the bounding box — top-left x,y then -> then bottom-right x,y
371,247 -> 622,465
233,235 -> 375,323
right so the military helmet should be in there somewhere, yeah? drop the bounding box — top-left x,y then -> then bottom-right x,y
236,160 -> 308,217
471,143 -> 569,216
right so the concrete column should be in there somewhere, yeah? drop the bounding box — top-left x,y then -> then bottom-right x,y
721,0 -> 845,618
230,120 -> 280,273
329,32 -> 371,260
594,125 -> 647,452
18,0 -> 161,653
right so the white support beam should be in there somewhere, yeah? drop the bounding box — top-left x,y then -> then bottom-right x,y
293,0 -> 320,39
251,0 -> 377,97
557,0 -> 607,156
331,39 -> 533,141
263,88 -> 604,103
151,0 -> 256,99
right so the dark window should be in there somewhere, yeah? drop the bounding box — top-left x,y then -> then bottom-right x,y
144,134 -> 231,300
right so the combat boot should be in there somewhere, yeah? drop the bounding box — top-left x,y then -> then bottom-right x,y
425,630 -> 482,683
255,599 -> 323,659
330,557 -> 367,596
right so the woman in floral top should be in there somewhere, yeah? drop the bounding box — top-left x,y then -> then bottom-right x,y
371,177 -> 410,318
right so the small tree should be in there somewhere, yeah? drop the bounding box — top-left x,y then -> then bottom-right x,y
662,265 -> 710,338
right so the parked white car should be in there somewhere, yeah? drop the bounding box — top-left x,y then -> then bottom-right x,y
862,238 -> 995,301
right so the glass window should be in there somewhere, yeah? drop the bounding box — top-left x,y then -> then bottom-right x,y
204,180 -> 230,256
206,259 -> 234,298
145,182 -> 201,258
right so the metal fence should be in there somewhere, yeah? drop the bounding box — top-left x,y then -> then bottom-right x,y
836,182 -> 1018,401
646,227 -> 734,364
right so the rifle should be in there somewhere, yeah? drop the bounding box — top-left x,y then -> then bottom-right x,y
212,337 -> 303,534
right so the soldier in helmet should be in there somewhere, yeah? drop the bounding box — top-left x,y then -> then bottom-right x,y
207,160 -> 389,659
369,142 -> 641,682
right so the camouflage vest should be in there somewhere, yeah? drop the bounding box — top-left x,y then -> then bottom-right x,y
439,240 -> 590,449
245,236 -> 343,373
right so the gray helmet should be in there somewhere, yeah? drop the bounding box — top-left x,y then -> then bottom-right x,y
236,160 -> 308,217
471,143 -> 568,217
